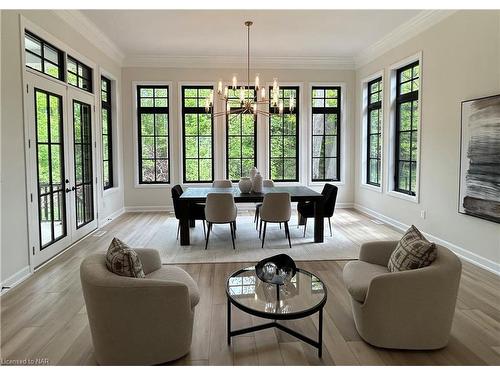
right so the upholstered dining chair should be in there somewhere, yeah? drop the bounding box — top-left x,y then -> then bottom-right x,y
212,179 -> 232,188
254,179 -> 275,229
171,185 -> 206,240
80,249 -> 200,364
298,183 -> 338,237
204,193 -> 238,249
259,192 -> 292,248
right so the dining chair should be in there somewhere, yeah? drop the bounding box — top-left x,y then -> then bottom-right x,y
212,180 -> 232,188
254,179 -> 274,230
259,192 -> 292,248
204,193 -> 238,250
297,183 -> 338,237
171,185 -> 206,240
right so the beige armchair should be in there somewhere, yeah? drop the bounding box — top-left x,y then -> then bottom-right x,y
205,192 -> 238,250
80,249 -> 200,365
212,179 -> 232,188
259,192 -> 292,248
343,241 -> 461,350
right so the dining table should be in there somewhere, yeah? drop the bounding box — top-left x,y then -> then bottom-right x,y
178,185 -> 325,246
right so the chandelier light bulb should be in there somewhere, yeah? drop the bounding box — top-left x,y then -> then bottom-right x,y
217,81 -> 223,95
279,100 -> 284,114
252,103 -> 257,114
255,74 -> 260,90
224,86 -> 229,99
226,101 -> 231,113
273,78 -> 278,91
232,75 -> 237,89
261,88 -> 266,99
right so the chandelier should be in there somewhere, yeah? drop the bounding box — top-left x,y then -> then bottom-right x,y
205,21 -> 295,118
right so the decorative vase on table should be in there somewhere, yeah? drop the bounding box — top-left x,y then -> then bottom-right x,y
250,167 -> 258,182
252,172 -> 263,193
238,177 -> 252,194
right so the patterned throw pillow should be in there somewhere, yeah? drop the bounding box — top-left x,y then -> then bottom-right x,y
388,225 -> 437,272
105,238 -> 145,278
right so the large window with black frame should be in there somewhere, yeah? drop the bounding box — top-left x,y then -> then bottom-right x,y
101,76 -> 113,189
137,86 -> 170,184
311,86 -> 341,181
226,87 -> 257,181
24,30 -> 64,81
182,86 -> 214,183
366,77 -> 383,186
269,86 -> 299,181
67,56 -> 93,93
395,61 -> 419,196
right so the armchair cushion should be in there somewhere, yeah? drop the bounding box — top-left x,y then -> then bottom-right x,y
146,266 -> 200,308
388,225 -> 437,272
343,260 -> 389,303
106,238 -> 145,278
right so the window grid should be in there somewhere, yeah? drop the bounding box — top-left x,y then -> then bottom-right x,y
367,77 -> 382,186
395,62 -> 419,196
25,30 -> 64,81
137,86 -> 170,184
226,87 -> 257,182
268,86 -> 299,182
181,86 -> 214,183
101,76 -> 113,190
67,56 -> 93,93
311,86 -> 341,181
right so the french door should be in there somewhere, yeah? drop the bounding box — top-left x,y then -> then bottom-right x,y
26,72 -> 97,268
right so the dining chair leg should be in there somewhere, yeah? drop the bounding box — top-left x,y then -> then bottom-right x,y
285,221 -> 292,248
279,222 -> 282,229
229,222 -> 235,250
328,217 -> 332,237
259,219 -> 263,239
232,221 -> 237,238
303,218 -> 308,237
176,222 -> 180,240
205,222 -> 211,250
261,221 -> 267,248
255,207 -> 260,230
202,220 -> 207,240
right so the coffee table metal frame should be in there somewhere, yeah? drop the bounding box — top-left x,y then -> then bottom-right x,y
226,267 -> 327,357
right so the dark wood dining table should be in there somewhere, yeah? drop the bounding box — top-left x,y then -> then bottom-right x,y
178,186 -> 324,246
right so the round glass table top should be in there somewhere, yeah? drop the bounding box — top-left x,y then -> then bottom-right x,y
226,266 -> 327,318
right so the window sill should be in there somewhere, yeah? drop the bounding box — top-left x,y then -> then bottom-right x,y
103,186 -> 120,197
387,190 -> 419,203
360,183 -> 382,193
134,183 -> 171,189
308,180 -> 344,187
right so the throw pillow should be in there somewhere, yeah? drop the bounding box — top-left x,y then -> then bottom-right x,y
106,238 -> 145,278
388,225 -> 437,272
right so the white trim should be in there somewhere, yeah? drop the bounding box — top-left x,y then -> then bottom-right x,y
125,205 -> 172,213
98,207 -> 125,228
355,10 -> 456,68
51,10 -> 125,65
124,55 -> 355,70
307,82 -> 347,186
132,81 -> 173,189
386,52 -> 423,204
1,267 -> 31,295
360,70 -> 384,193
354,204 -> 500,276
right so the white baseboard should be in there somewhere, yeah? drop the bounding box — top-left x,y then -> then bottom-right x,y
1,266 -> 31,295
98,207 -> 125,228
354,203 -> 500,276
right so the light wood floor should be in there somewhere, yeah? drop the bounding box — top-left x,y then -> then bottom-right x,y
1,209 -> 499,365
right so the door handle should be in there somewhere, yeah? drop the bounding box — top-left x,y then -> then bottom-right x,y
65,187 -> 76,193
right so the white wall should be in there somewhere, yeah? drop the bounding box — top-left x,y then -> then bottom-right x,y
354,10 -> 500,271
121,67 -> 356,210
1,10 -> 124,285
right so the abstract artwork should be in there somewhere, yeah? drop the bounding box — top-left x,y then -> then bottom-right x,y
459,94 -> 500,223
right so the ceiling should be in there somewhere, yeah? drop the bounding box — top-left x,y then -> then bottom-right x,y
81,10 -> 422,61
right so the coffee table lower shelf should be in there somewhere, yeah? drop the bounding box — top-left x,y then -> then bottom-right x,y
227,297 -> 324,358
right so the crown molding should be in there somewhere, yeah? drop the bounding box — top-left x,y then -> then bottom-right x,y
52,10 -> 125,65
123,55 -> 355,70
354,10 -> 457,69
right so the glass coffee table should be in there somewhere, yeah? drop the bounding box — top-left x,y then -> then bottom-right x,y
226,266 -> 327,357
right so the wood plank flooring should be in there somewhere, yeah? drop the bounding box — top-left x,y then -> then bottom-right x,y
1,209 -> 499,365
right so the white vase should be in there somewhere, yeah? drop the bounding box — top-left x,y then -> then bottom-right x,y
252,172 -> 263,193
238,177 -> 252,194
250,166 -> 258,182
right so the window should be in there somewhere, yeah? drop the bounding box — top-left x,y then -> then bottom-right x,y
101,77 -> 113,190
226,87 -> 257,181
137,86 -> 170,184
311,86 -> 341,181
67,56 -> 93,92
367,77 -> 383,186
269,86 -> 299,181
182,86 -> 214,183
395,62 -> 419,195
24,31 -> 64,81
